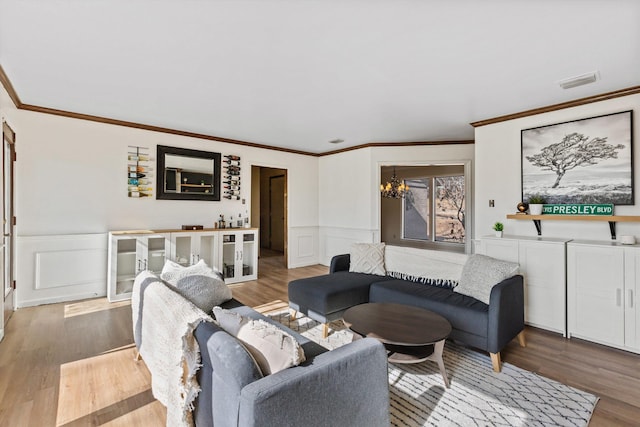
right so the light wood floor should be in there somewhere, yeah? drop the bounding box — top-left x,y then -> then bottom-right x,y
0,256 -> 639,426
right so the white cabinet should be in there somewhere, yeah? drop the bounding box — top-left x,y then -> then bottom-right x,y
108,228 -> 259,301
567,241 -> 639,353
169,231 -> 218,268
624,248 -> 640,350
479,235 -> 569,335
108,232 -> 169,301
219,229 -> 258,284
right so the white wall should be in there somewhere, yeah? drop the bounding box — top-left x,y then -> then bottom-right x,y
475,93 -> 640,242
318,144 -> 475,264
1,107 -> 319,306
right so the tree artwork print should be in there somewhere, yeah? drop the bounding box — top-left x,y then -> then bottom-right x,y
521,111 -> 633,205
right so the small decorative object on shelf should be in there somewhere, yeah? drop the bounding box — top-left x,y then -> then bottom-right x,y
493,222 -> 504,238
517,202 -> 529,214
527,195 -> 546,215
218,214 -> 226,229
181,225 -> 204,230
223,155 -> 241,199
128,146 -> 153,198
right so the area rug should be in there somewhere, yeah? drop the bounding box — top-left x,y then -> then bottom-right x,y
267,311 -> 599,427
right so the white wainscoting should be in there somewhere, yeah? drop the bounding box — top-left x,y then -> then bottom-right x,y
16,233 -> 108,307
319,227 -> 379,266
288,226 -> 320,268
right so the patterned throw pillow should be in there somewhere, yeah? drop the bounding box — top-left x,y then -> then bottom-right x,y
160,259 -> 224,285
160,259 -> 231,312
349,242 -> 386,276
454,254 -> 519,304
213,307 -> 306,375
173,275 -> 232,313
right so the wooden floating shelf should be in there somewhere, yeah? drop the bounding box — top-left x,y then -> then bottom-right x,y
506,214 -> 640,240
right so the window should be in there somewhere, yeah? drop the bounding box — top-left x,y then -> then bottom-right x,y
403,178 -> 431,241
403,175 -> 465,244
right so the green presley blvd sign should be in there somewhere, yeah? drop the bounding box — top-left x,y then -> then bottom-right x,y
541,204 -> 614,215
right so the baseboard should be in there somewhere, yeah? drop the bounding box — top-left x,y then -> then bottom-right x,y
16,291 -> 107,308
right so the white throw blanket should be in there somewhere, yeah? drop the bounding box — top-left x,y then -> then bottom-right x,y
132,271 -> 212,427
384,245 -> 468,286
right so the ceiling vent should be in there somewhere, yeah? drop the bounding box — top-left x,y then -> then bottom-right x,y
558,71 -> 599,89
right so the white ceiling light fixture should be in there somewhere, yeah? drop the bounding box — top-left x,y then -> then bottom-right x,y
557,71 -> 599,89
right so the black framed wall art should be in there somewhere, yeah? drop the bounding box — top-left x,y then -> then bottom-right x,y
521,110 -> 633,205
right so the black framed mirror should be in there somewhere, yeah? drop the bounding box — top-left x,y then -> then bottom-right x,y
156,145 -> 221,201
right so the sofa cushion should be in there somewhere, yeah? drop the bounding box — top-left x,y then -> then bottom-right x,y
213,307 -> 306,375
455,254 -> 519,304
349,242 -> 386,276
369,279 -> 489,338
288,271 -> 393,315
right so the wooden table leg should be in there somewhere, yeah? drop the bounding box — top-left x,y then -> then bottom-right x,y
431,339 -> 449,388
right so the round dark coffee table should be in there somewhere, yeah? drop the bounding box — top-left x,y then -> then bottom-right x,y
343,302 -> 452,387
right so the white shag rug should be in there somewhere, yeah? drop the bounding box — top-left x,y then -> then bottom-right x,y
267,311 -> 599,427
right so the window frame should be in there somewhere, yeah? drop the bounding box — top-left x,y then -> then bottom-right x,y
401,174 -> 466,246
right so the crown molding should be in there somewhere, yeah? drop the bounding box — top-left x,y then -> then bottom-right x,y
0,64 -> 22,108
470,85 -> 640,128
319,140 -> 475,156
18,103 -> 319,156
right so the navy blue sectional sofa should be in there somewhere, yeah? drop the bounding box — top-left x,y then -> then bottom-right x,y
289,253 -> 525,372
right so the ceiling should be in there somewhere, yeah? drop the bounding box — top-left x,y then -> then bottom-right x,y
1,0 -> 639,154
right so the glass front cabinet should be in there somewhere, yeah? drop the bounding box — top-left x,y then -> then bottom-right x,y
169,231 -> 219,268
108,228 -> 259,301
220,229 -> 258,284
107,232 -> 170,301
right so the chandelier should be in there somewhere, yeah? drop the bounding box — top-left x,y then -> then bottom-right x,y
380,167 -> 409,199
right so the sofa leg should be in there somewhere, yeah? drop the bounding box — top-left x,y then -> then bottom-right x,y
290,309 -> 297,321
517,331 -> 526,347
490,352 -> 502,372
322,323 -> 329,339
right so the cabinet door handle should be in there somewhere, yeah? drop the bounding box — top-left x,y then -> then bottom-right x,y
616,288 -> 622,307
629,290 -> 634,309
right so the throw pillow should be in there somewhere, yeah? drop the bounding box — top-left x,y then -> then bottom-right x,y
213,307 -> 306,375
160,259 -> 224,285
173,274 -> 232,313
349,242 -> 386,276
454,254 -> 519,305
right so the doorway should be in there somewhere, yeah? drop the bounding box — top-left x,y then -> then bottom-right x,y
2,121 -> 15,330
252,166 -> 287,267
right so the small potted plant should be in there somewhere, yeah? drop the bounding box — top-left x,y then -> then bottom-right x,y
493,222 -> 504,238
527,195 -> 546,215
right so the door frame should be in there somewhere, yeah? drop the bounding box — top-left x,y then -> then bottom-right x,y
251,164 -> 288,268
2,121 -> 16,333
